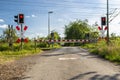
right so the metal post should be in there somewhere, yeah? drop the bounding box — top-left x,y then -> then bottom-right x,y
48,11 -> 53,38
48,11 -> 53,47
107,0 -> 109,45
8,25 -> 10,46
34,38 -> 37,52
21,24 -> 23,50
11,25 -> 13,50
48,13 -> 50,39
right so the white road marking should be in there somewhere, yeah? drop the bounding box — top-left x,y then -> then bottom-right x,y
58,57 -> 77,60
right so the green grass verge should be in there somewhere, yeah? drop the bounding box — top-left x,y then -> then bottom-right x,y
0,48 -> 42,64
81,39 -> 120,63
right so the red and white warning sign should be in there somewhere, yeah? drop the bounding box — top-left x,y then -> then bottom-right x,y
16,25 -> 28,43
98,26 -> 107,38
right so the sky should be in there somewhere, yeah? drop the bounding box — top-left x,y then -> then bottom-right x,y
0,0 -> 120,39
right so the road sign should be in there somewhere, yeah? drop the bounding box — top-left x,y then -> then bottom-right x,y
104,26 -> 108,30
16,26 -> 20,31
24,38 -> 28,43
16,25 -> 28,43
24,26 -> 28,31
98,26 -> 107,38
16,38 -> 21,43
98,26 -> 102,30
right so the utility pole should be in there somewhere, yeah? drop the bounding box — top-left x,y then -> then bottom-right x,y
107,0 -> 109,45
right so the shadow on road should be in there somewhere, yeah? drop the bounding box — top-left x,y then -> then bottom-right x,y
41,53 -> 65,57
10,76 -> 31,80
69,72 -> 120,80
90,74 -> 120,80
69,71 -> 96,80
41,48 -> 89,57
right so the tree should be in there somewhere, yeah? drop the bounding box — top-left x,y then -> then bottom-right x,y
53,31 -> 61,40
64,19 -> 91,39
47,30 -> 61,40
3,27 -> 18,43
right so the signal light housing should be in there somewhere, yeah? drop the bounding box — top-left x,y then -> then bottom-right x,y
101,17 -> 106,25
19,14 -> 24,24
14,15 -> 18,23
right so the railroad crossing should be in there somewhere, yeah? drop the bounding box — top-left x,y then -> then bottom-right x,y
35,39 -> 95,43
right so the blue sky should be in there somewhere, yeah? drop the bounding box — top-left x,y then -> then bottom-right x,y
0,0 -> 120,38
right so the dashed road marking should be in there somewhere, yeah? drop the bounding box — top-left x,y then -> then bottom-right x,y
58,57 -> 77,60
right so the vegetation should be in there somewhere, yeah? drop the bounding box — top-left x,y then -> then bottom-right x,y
64,19 -> 91,39
0,26 -> 63,63
47,31 -> 61,40
82,38 -> 120,63
64,19 -> 99,46
0,40 -> 42,63
66,20 -> 120,63
1,19 -> 120,64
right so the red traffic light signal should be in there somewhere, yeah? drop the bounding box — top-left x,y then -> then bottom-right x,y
101,17 -> 106,25
19,14 -> 24,24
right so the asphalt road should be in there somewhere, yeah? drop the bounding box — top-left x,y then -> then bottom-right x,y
23,47 -> 120,80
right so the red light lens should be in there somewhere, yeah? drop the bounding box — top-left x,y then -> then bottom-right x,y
102,18 -> 105,21
19,15 -> 23,18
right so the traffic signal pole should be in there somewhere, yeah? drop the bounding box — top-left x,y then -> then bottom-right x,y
14,13 -> 25,49
21,24 -> 23,50
107,0 -> 109,45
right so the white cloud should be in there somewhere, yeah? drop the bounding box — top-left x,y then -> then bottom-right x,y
31,14 -> 37,18
25,31 -> 46,39
58,19 -> 64,22
0,24 -> 7,29
0,19 -> 4,22
26,16 -> 30,18
58,18 -> 67,22
26,15 -> 37,18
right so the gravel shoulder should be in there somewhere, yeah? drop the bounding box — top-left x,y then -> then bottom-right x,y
0,53 -> 43,80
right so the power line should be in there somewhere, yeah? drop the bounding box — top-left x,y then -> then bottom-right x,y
0,0 -> 120,9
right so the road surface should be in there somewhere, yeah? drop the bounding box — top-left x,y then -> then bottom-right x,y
23,47 -> 120,80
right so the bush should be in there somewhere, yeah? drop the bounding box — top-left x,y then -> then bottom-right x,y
37,42 -> 48,48
0,44 -> 9,51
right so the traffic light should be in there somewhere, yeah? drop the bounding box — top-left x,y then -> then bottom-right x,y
19,14 -> 24,24
51,32 -> 54,37
101,17 -> 106,25
14,15 -> 18,23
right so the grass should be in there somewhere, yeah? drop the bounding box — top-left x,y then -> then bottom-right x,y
0,48 -> 42,64
0,42 -> 61,64
81,39 -> 120,63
